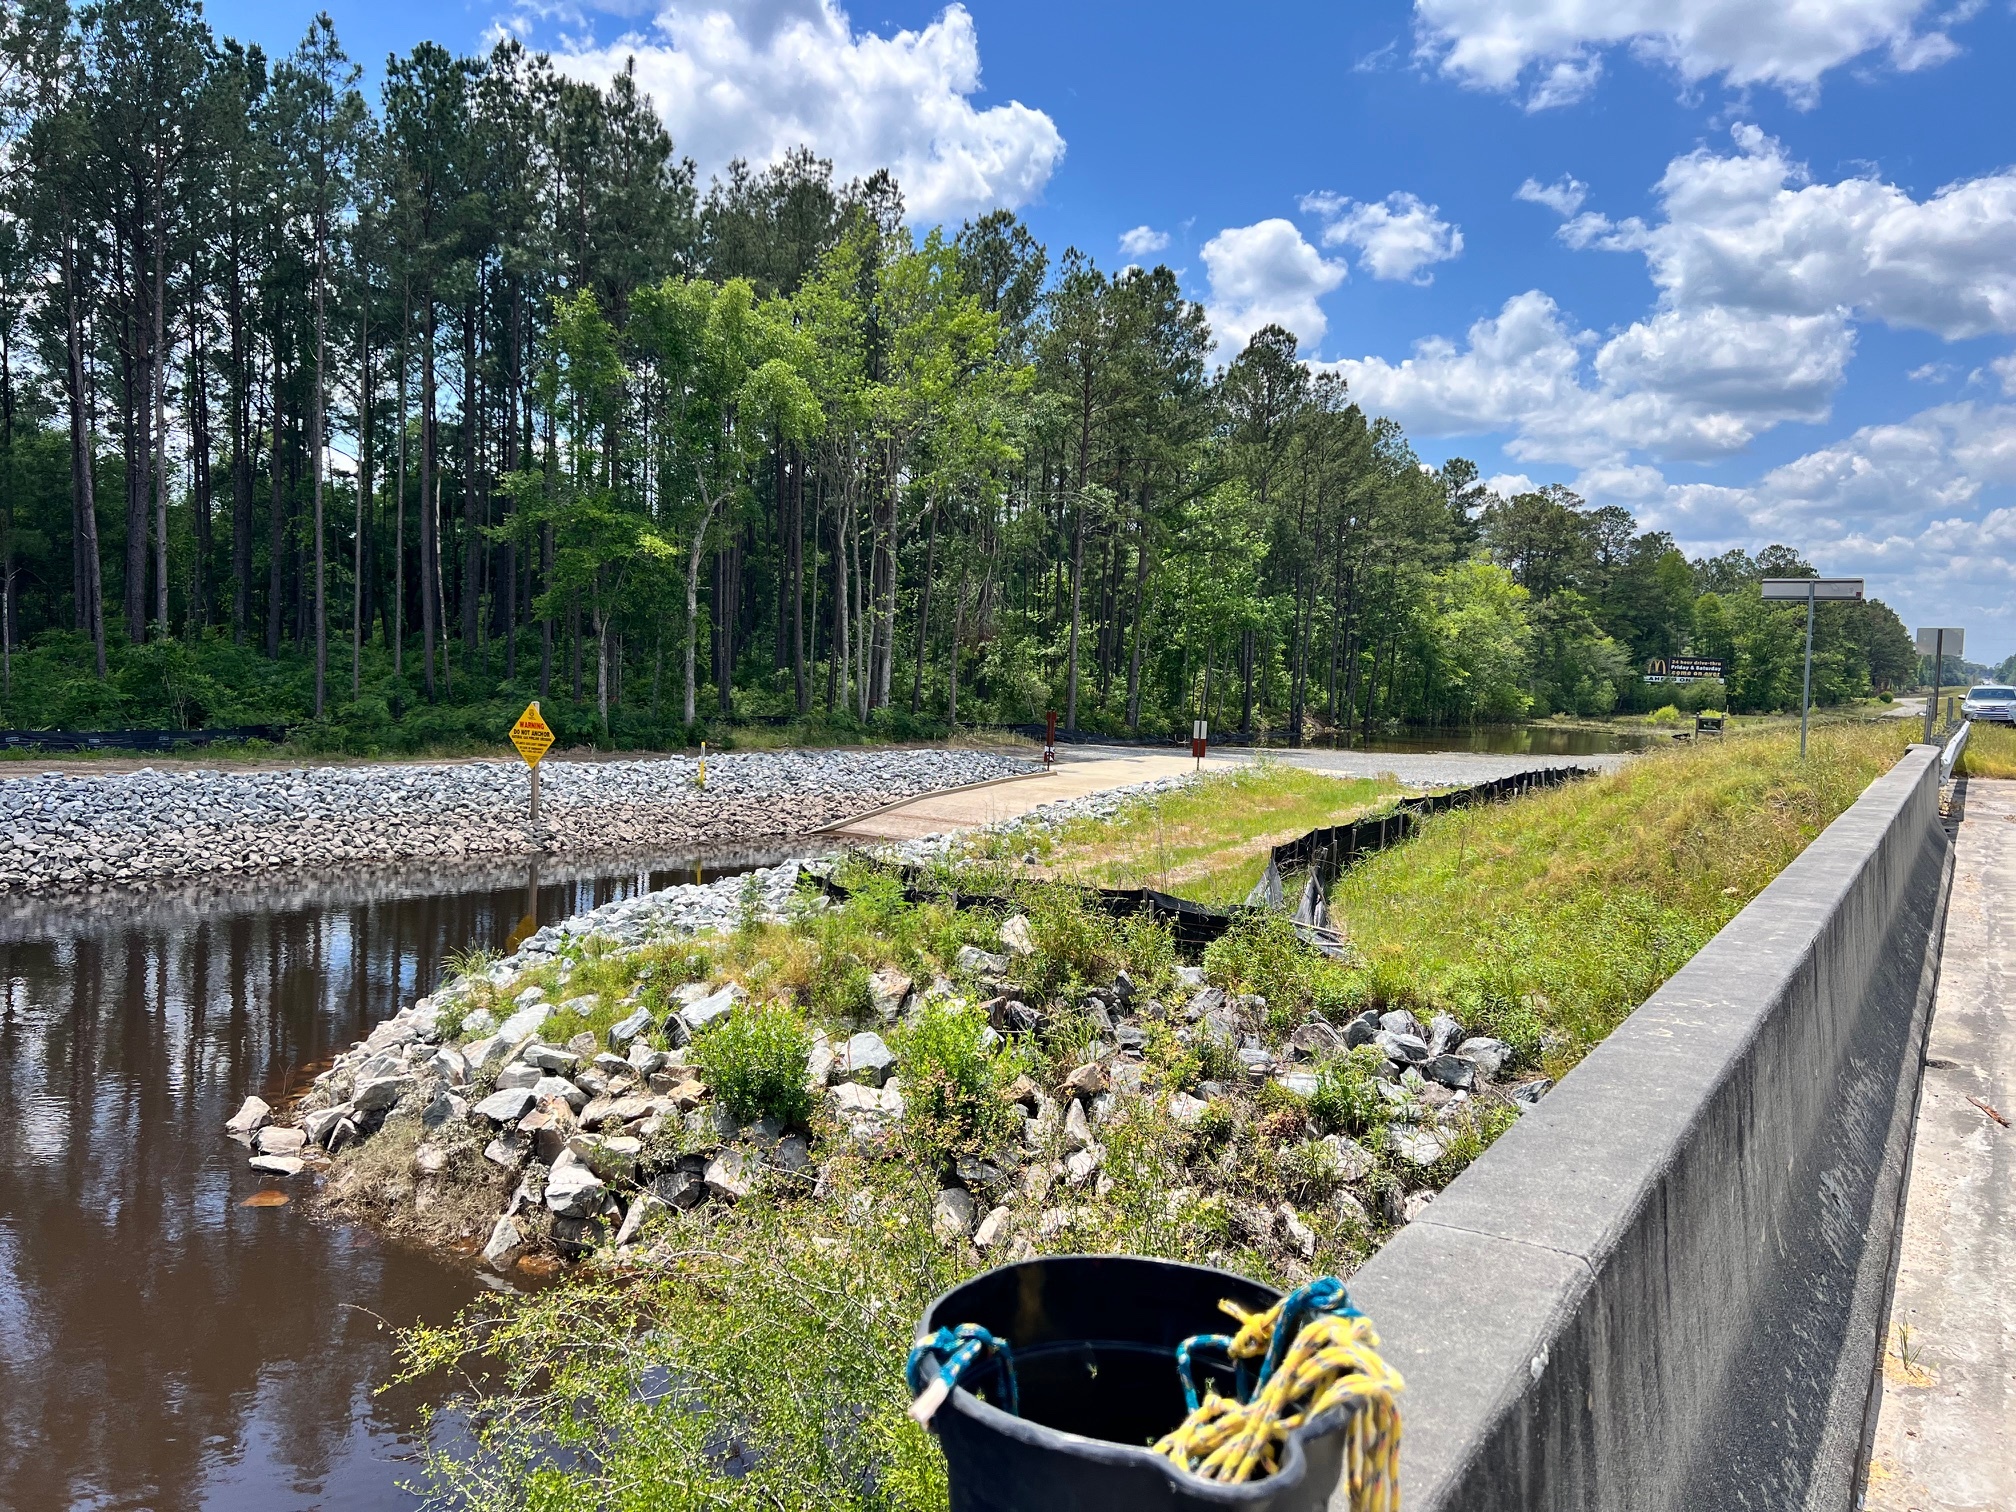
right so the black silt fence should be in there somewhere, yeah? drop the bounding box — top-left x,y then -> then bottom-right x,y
1267,764 -> 1596,889
0,725 -> 290,753
820,764 -> 1601,955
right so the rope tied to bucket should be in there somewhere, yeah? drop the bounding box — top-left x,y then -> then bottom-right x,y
906,1323 -> 1019,1426
1154,1278 -> 1404,1508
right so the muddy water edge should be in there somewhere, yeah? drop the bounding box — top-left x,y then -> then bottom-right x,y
0,847 -> 781,1512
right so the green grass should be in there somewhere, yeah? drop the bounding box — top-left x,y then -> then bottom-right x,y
1332,720 -> 1914,1069
1957,722 -> 2016,779
985,761 -> 1403,905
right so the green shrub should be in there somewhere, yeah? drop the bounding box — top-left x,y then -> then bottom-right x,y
693,1002 -> 815,1126
806,949 -> 873,1019
1456,989 -> 1546,1069
1646,704 -> 1683,726
894,1000 -> 1014,1155
1308,1045 -> 1388,1136
1203,910 -> 1350,1013
1017,883 -> 1125,997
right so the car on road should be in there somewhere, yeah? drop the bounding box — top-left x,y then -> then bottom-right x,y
1961,684 -> 2016,723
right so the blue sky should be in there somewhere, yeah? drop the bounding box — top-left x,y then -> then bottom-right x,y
207,0 -> 2016,662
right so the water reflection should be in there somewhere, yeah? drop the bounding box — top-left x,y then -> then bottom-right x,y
0,844 -> 783,1511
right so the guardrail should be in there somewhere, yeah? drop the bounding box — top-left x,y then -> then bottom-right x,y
1345,743 -> 1953,1509
1940,719 -> 1970,782
0,725 -> 290,753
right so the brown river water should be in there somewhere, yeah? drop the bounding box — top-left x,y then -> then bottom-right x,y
0,849 -> 780,1511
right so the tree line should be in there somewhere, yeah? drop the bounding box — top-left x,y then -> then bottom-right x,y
0,1 -> 1920,748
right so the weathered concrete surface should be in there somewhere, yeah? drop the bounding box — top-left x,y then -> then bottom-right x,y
816,753 -> 1206,841
1339,745 -> 1952,1512
820,742 -> 1633,843
1259,746 -> 1629,783
1864,778 -> 2016,1512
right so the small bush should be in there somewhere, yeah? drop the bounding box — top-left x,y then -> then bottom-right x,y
1017,883 -> 1125,996
693,1002 -> 815,1126
806,950 -> 874,1019
1308,1045 -> 1388,1136
1646,704 -> 1683,726
1438,987 -> 1545,1070
1203,910 -> 1350,1014
895,1001 -> 1014,1156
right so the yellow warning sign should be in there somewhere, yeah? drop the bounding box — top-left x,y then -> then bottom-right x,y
509,702 -> 555,768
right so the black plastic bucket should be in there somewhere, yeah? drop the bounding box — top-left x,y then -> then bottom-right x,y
914,1255 -> 1361,1511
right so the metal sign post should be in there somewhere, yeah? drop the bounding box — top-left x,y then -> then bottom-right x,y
509,700 -> 556,824
1914,627 -> 1964,743
1191,717 -> 1208,771
1761,578 -> 1863,758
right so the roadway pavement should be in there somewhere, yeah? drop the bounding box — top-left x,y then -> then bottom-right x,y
1864,777 -> 2016,1512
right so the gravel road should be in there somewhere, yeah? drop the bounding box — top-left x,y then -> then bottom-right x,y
0,749 -> 1034,896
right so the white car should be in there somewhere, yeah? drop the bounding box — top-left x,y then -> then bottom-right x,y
1961,684 -> 2016,723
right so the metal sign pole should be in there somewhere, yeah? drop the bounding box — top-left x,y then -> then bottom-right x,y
1763,578 -> 1862,760
510,698 -> 555,830
1923,629 -> 1943,745
1800,584 -> 1815,760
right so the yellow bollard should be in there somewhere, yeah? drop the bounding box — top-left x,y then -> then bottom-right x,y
698,740 -> 707,789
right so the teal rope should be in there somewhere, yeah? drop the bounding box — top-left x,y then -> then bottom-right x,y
907,1324 -> 1020,1416
1175,1278 -> 1359,1414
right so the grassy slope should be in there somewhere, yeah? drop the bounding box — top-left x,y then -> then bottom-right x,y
1958,722 -> 2016,778
1334,720 -> 1915,1066
986,763 -> 1403,905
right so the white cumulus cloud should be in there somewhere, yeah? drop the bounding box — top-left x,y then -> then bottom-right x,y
1565,125 -> 2016,340
549,0 -> 1064,222
1200,219 -> 1347,359
1413,0 -> 1965,108
1301,190 -> 1464,283
1341,127 -> 2016,471
1328,292 -> 1857,464
1118,225 -> 1170,259
1515,174 -> 1587,217
1324,290 -> 1590,443
1625,401 -> 2016,646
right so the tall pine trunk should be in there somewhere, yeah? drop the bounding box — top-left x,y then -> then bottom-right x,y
418,299 -> 437,697
312,248 -> 327,716
265,399 -> 285,658
354,287 -> 371,697
1065,503 -> 1085,730
62,227 -> 106,677
910,498 -> 936,715
460,303 -> 480,660
394,286 -> 407,672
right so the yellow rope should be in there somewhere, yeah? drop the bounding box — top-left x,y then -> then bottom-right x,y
1152,1296 -> 1404,1509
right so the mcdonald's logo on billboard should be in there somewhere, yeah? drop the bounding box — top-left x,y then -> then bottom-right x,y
1645,656 -> 1725,682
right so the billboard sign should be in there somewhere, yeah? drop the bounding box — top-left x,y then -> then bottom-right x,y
1645,656 -> 1725,683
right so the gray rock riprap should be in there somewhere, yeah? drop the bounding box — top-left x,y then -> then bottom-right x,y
0,748 -> 1033,895
219,750 -> 1557,1262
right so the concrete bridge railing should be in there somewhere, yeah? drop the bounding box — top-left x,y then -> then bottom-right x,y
1345,743 -> 1953,1511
